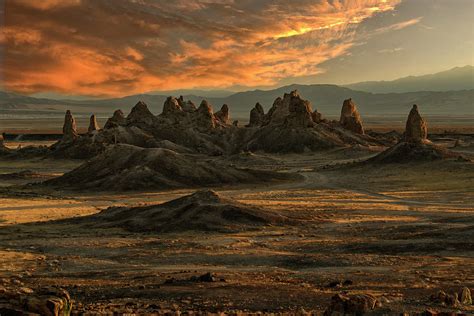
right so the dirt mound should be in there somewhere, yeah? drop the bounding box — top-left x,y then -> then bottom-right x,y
82,190 -> 289,232
368,141 -> 459,163
45,144 -> 298,191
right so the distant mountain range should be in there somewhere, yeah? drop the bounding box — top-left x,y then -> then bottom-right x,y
1,66 -> 473,119
346,65 -> 474,93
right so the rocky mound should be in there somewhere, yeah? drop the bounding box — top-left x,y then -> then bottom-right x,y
78,190 -> 290,233
245,91 -> 383,153
368,105 -> 463,163
368,141 -> 459,163
45,144 -> 298,191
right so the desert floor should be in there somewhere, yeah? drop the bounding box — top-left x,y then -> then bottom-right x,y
0,137 -> 473,314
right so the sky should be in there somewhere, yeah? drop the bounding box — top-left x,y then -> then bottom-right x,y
0,0 -> 473,98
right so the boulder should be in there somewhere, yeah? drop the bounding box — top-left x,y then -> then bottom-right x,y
0,286 -> 72,316
340,98 -> 364,135
324,293 -> 378,315
248,102 -> 265,127
459,287 -> 472,305
88,114 -> 100,133
405,104 -> 428,143
214,104 -> 230,125
104,110 -> 126,129
62,110 -> 79,142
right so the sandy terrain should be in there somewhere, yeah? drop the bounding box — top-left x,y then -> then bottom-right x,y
0,142 -> 473,315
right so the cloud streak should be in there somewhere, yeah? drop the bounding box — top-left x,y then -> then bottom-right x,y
2,0 -> 401,97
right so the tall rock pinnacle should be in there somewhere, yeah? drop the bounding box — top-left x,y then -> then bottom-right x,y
339,98 -> 364,135
405,104 -> 428,143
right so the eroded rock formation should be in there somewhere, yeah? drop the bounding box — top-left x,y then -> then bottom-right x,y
405,104 -> 428,143
340,98 -> 364,135
284,93 -> 314,128
62,110 -> 79,141
88,114 -> 100,134
104,110 -> 126,129
248,103 -> 265,127
214,104 -> 230,125
127,101 -> 156,126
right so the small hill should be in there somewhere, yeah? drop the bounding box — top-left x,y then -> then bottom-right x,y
77,190 -> 290,233
44,144 -> 298,191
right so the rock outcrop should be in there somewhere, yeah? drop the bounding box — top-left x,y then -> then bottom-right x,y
62,110 -> 79,142
88,114 -> 100,134
45,144 -> 298,191
163,96 -> 183,115
126,101 -> 157,126
194,100 -> 217,130
312,109 -> 322,123
104,110 -> 126,129
264,91 -> 297,125
284,93 -> 314,128
248,103 -> 265,127
74,190 -> 291,233
340,98 -> 364,135
405,104 -> 428,143
214,104 -> 230,125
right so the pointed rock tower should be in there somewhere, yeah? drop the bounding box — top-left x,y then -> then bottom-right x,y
248,103 -> 265,127
405,104 -> 428,143
104,110 -> 126,129
88,114 -> 100,133
340,98 -> 364,135
62,110 -> 79,141
214,104 -> 230,125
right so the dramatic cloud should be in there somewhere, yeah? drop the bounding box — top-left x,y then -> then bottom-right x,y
2,0 -> 401,96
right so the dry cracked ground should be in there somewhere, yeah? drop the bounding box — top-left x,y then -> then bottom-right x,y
0,145 -> 473,315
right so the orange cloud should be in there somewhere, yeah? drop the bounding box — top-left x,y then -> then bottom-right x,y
2,0 -> 402,97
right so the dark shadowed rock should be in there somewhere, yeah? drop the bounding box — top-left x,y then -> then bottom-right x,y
312,109 -> 322,123
88,114 -> 100,134
179,96 -> 197,112
74,189 -> 291,232
248,102 -> 265,127
214,104 -> 230,125
405,104 -> 428,143
104,110 -> 126,129
45,144 -> 298,191
62,110 -> 79,142
340,98 -> 364,135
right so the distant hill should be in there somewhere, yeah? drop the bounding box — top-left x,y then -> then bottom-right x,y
1,84 -> 473,119
346,65 -> 474,93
